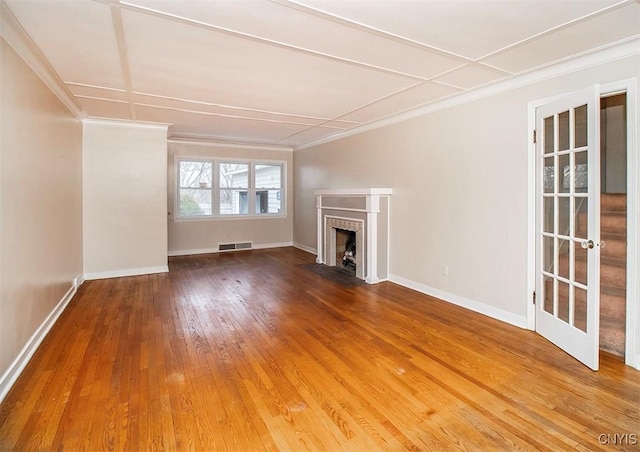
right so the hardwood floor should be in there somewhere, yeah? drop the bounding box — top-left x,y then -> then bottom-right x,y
1,247 -> 639,451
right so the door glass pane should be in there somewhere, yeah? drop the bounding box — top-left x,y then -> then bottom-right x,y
575,196 -> 588,239
543,236 -> 554,273
558,197 -> 570,238
544,116 -> 555,154
574,287 -> 587,332
543,197 -> 554,233
559,153 -> 570,193
574,240 -> 588,286
575,104 -> 588,148
574,151 -> 588,193
558,111 -> 570,151
558,282 -> 570,323
543,276 -> 554,314
544,157 -> 555,193
558,240 -> 570,280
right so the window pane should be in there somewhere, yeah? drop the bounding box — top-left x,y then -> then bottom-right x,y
559,153 -> 570,193
575,104 -> 588,148
544,116 -> 554,154
180,188 -> 212,216
558,282 -> 570,323
255,190 -> 282,214
543,197 -> 554,233
180,161 -> 212,188
220,163 -> 249,188
574,240 -> 588,285
255,164 -> 282,188
558,197 -> 570,238
575,151 -> 588,193
220,189 -> 248,215
543,236 -> 554,273
543,157 -> 554,193
574,287 -> 587,332
558,111 -> 570,151
543,275 -> 554,315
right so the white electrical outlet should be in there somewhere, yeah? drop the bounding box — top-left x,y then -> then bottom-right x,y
442,265 -> 449,277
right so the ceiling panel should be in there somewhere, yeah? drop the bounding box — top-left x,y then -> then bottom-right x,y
125,0 -> 465,79
294,0 -> 624,59
122,8 -> 417,118
131,92 -> 353,127
274,125 -> 345,146
341,82 -> 463,123
433,63 -> 512,90
135,104 -> 315,144
481,2 -> 640,73
5,0 -> 125,89
4,0 -> 637,149
78,97 -> 132,120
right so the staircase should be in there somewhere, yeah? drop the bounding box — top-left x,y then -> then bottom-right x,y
550,194 -> 627,357
598,193 -> 627,356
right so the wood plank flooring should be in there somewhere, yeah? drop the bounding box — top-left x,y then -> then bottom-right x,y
1,247 -> 639,451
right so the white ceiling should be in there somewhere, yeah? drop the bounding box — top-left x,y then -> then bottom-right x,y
4,0 -> 639,148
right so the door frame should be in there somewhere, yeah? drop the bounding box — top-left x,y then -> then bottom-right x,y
527,78 -> 639,370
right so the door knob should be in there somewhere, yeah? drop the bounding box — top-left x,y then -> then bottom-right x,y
581,240 -> 595,249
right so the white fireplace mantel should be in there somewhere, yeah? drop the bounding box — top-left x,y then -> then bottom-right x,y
315,188 -> 392,284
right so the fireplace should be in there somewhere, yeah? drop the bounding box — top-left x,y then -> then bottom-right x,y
315,188 -> 391,284
337,229 -> 356,271
325,217 -> 365,279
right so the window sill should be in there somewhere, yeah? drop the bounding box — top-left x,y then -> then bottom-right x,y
173,214 -> 288,222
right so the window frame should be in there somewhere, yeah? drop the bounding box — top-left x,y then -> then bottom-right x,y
174,156 -> 286,221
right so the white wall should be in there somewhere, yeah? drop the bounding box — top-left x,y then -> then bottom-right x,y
0,39 -> 83,396
294,55 -> 639,328
83,120 -> 168,278
168,141 -> 293,255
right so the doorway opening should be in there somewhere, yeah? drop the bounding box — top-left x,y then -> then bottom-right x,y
599,93 -> 627,357
531,82 -> 636,371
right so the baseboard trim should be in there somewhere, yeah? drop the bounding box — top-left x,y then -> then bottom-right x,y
388,274 -> 528,329
252,241 -> 293,250
0,277 -> 81,404
84,265 -> 169,280
168,247 -> 217,257
293,242 -> 317,255
168,242 -> 294,257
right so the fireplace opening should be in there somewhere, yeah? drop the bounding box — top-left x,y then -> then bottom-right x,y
335,229 -> 356,273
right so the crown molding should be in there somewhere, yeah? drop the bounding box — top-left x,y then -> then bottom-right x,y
168,137 -> 293,152
295,36 -> 640,151
0,1 -> 85,119
82,117 -> 170,131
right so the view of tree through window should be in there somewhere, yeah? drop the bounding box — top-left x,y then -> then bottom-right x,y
178,160 -> 212,216
219,163 -> 249,215
176,158 -> 284,218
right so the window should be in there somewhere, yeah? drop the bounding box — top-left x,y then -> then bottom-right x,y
176,158 -> 284,219
178,160 -> 212,216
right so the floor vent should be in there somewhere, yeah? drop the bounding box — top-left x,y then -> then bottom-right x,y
218,242 -> 253,252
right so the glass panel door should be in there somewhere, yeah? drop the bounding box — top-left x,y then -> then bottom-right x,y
535,86 -> 601,370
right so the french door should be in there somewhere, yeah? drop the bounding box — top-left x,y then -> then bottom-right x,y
535,86 -> 601,370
